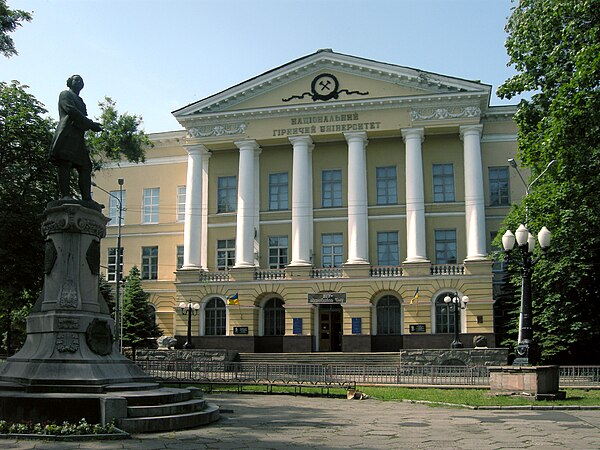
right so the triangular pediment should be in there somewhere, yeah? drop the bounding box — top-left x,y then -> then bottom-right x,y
173,49 -> 491,120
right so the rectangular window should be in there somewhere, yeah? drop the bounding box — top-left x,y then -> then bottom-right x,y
377,232 -> 399,266
268,236 -> 288,269
107,247 -> 123,282
322,169 -> 342,208
177,186 -> 186,222
142,188 -> 160,223
269,172 -> 289,211
433,164 -> 455,202
435,230 -> 457,264
108,190 -> 126,226
217,176 -> 237,213
176,245 -> 184,270
376,166 -> 397,205
489,166 -> 510,206
216,239 -> 235,271
321,233 -> 343,267
141,246 -> 158,280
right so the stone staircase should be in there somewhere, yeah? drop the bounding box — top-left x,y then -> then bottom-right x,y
110,384 -> 220,433
238,352 -> 404,366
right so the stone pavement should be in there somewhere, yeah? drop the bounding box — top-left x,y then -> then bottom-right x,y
1,393 -> 600,449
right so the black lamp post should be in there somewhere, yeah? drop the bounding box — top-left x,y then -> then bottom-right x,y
92,179 -> 124,352
443,292 -> 469,348
179,301 -> 200,349
502,224 -> 551,365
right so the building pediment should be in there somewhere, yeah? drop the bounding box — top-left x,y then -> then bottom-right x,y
173,49 -> 492,125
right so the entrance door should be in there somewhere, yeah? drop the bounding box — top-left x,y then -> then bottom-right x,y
319,305 -> 342,352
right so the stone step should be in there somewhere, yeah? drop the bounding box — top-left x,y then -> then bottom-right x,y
126,398 -> 207,418
120,387 -> 194,406
105,382 -> 161,392
238,352 -> 404,366
118,403 -> 220,433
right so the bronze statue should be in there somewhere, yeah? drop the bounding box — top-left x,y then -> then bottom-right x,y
49,75 -> 102,202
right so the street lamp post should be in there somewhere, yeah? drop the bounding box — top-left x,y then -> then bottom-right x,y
502,225 -> 551,365
91,179 -> 124,352
443,292 -> 469,349
179,302 -> 200,349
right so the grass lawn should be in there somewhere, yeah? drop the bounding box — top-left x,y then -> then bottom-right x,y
358,386 -> 600,407
178,383 -> 600,407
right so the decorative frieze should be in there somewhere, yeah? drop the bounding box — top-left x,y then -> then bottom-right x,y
187,123 -> 247,138
410,106 -> 481,121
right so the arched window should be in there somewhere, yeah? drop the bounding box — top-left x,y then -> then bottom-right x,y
204,297 -> 226,336
435,293 -> 456,333
263,298 -> 285,336
376,295 -> 401,335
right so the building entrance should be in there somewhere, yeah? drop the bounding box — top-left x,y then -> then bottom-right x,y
318,305 -> 342,352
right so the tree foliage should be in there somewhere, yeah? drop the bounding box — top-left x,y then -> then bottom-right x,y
87,97 -> 151,170
121,266 -> 162,355
0,81 -> 57,352
497,0 -> 600,363
0,0 -> 31,58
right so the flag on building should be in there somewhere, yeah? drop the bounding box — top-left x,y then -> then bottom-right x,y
227,292 -> 239,305
410,287 -> 419,305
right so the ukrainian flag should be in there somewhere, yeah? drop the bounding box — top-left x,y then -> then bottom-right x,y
410,287 -> 419,305
227,292 -> 239,305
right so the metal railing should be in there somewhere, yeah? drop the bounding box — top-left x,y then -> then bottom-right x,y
559,366 -> 600,386
135,360 -> 600,388
136,360 -> 489,386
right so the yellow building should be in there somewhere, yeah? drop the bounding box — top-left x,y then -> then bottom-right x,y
93,50 -> 521,353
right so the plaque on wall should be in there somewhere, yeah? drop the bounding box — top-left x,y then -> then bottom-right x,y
352,318 -> 362,335
307,293 -> 346,304
409,324 -> 426,333
233,327 -> 249,335
293,318 -> 303,335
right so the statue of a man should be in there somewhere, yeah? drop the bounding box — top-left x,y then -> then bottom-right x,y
49,75 -> 102,202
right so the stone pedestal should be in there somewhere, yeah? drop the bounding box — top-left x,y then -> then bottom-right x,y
489,365 -> 564,399
0,201 -> 152,390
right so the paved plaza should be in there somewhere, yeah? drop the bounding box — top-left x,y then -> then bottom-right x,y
1,393 -> 600,449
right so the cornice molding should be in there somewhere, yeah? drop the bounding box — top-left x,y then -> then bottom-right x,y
177,92 -> 489,130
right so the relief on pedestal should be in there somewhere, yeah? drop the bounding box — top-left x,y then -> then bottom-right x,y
44,239 -> 57,274
86,319 -> 113,356
56,332 -> 79,353
86,240 -> 100,275
57,317 -> 79,330
58,279 -> 79,309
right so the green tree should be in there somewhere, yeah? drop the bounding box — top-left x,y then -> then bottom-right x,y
497,0 -> 600,363
0,80 -> 56,354
121,266 -> 162,358
87,97 -> 151,171
0,0 -> 31,58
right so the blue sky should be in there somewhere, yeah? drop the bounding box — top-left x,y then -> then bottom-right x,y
5,0 -> 519,133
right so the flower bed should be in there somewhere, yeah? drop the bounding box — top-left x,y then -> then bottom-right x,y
0,419 -> 130,441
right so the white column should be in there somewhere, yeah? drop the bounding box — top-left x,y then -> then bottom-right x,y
402,128 -> 428,263
200,153 -> 210,269
344,131 -> 369,264
289,136 -> 313,266
182,144 -> 209,269
461,124 -> 487,260
234,140 -> 260,268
